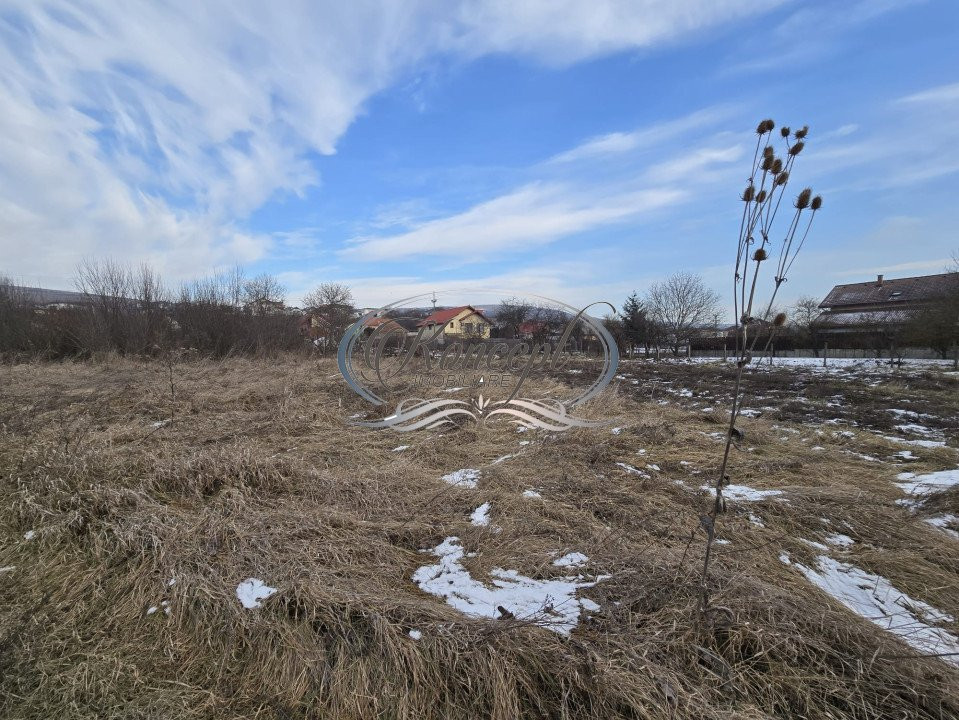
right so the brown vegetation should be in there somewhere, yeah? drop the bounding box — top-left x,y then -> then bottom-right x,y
1,356 -> 958,719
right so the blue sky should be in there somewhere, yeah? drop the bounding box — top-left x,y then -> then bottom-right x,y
1,0 -> 958,316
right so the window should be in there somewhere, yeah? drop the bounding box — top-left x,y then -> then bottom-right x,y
464,322 -> 473,334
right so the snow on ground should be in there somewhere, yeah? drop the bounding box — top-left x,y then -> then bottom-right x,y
442,469 -> 481,489
670,356 -> 956,374
825,533 -> 854,548
552,552 -> 588,568
412,537 -> 603,635
236,578 -> 278,609
781,552 -> 959,666
702,484 -> 783,501
894,450 -> 919,461
392,445 -> 410,452
925,515 -> 959,539
0,565 -> 16,573
896,469 -> 959,496
23,530 -> 35,541
880,435 -> 947,449
408,629 -> 422,640
470,503 -> 491,527
616,462 -> 649,478
522,489 -> 542,499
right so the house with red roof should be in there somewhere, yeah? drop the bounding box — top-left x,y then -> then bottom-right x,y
416,305 -> 492,341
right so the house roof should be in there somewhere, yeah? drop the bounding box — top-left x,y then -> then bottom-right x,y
814,309 -> 913,328
819,272 -> 958,309
416,305 -> 491,327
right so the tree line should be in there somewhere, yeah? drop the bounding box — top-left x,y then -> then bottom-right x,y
604,263 -> 959,359
0,260 -> 356,360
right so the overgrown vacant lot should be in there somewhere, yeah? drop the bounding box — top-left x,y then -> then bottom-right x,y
1,356 -> 958,719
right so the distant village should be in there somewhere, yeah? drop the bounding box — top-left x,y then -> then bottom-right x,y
2,266 -> 958,362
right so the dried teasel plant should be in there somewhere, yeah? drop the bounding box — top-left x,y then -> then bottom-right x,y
699,119 -> 823,610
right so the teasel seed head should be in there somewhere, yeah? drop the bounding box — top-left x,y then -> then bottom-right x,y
781,126 -> 790,138
811,195 -> 823,210
761,155 -> 774,171
776,170 -> 789,186
795,187 -> 812,209
774,312 -> 788,327
789,140 -> 805,156
756,119 -> 775,134
755,189 -> 767,203
753,248 -> 768,261
742,185 -> 755,202
795,125 -> 808,139
763,145 -> 774,157
771,158 -> 783,174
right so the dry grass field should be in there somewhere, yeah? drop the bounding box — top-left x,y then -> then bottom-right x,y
1,355 -> 958,719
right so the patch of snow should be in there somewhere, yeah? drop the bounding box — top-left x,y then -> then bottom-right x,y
470,503 -> 492,527
152,419 -> 170,428
845,451 -> 880,462
895,423 -> 938,436
412,537 -> 603,635
146,605 -> 158,615
714,539 -> 731,546
749,513 -> 765,528
704,484 -> 784,501
442,469 -> 481,489
925,515 -> 959,539
236,578 -> 278,609
789,554 -> 959,666
519,440 -> 530,446
896,469 -> 959,496
491,454 -> 514,465
23,530 -> 36,541
522,489 -> 542,499
646,463 -> 660,472
616,462 -> 649,478
553,552 -> 588,568
408,629 -> 422,640
739,408 -> 761,418
610,427 -> 623,435
779,552 -> 791,565
825,533 -> 854,548
392,445 -> 410,452
893,450 -> 918,461
881,435 -> 946,449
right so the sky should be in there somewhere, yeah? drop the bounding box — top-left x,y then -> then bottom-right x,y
1,0 -> 958,318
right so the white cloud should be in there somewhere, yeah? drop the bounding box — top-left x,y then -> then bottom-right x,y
0,1 -> 785,287
342,183 -> 685,262
549,106 -> 733,163
896,82 -> 959,105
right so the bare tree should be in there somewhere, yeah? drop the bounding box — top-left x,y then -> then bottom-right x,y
242,273 -> 286,315
494,297 -> 533,339
302,282 -> 356,352
645,272 -> 720,355
792,295 -> 822,354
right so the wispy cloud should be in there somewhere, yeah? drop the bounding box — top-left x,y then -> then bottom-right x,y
896,82 -> 959,105
0,1 -> 783,288
835,258 -> 953,277
343,183 -> 685,261
548,106 -> 733,163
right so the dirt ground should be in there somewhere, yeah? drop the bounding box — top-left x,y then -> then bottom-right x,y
1,355 -> 957,719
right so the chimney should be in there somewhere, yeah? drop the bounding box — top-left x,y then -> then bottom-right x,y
877,274 -> 884,287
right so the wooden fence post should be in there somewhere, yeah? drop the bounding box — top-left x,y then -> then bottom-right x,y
823,342 -> 828,367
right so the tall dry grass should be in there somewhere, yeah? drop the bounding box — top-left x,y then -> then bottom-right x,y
1,356 -> 957,719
